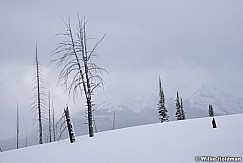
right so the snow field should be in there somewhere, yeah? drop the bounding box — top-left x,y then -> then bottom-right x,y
0,114 -> 242,163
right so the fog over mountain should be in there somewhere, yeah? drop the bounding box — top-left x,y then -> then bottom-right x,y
73,84 -> 243,136
1,0 -> 243,151
1,84 -> 243,151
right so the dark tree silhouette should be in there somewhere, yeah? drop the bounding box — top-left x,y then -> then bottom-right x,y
212,118 -> 217,128
48,92 -> 52,142
180,98 -> 185,120
158,77 -> 169,122
64,106 -> 75,143
16,101 -> 19,149
175,91 -> 185,120
52,99 -> 56,141
208,104 -> 214,117
175,91 -> 181,120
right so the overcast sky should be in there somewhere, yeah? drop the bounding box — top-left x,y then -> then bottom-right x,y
1,0 -> 243,140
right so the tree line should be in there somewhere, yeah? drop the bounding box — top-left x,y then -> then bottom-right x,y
157,77 -> 215,123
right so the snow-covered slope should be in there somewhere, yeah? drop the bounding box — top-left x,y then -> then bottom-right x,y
1,114 -> 242,163
1,85 -> 243,151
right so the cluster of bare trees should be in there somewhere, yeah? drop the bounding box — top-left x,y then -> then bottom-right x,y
28,46 -> 58,145
23,15 -> 107,147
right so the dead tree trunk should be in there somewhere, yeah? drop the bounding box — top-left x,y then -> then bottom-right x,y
212,118 -> 217,128
48,92 -> 52,142
52,15 -> 107,138
64,107 -> 75,143
112,110 -> 116,130
52,100 -> 56,141
36,47 -> 43,144
25,132 -> 28,147
31,45 -> 47,144
16,101 -> 19,149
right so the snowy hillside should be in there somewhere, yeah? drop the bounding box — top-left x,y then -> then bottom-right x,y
1,114 -> 242,163
1,84 -> 243,151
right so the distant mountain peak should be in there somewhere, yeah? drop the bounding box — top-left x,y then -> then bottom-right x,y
189,84 -> 243,114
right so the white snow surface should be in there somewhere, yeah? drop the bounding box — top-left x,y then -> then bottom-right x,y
1,114 -> 242,163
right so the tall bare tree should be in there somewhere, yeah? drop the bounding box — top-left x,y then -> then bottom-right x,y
52,16 -> 107,137
16,101 -> 19,149
31,45 -> 47,144
112,110 -> 116,130
48,91 -> 52,142
25,132 -> 28,147
52,99 -> 56,141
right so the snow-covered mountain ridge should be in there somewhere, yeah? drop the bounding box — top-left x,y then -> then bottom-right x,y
93,84 -> 243,117
188,84 -> 243,114
71,84 -> 243,136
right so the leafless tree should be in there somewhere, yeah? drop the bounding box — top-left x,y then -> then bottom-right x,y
16,101 -> 19,149
56,111 -> 66,141
48,91 -> 52,142
52,99 -> 56,141
25,132 -> 28,147
30,45 -> 47,144
112,110 -> 116,130
52,15 -> 107,137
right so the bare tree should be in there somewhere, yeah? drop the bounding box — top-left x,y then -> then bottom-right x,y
31,45 -> 47,144
56,112 -> 66,141
52,15 -> 107,137
52,99 -> 56,141
48,91 -> 52,142
16,101 -> 19,149
112,110 -> 116,130
25,132 -> 28,147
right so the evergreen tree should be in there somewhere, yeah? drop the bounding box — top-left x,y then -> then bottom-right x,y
208,104 -> 214,117
157,77 -> 169,122
180,98 -> 185,120
175,92 -> 185,120
175,91 -> 181,120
